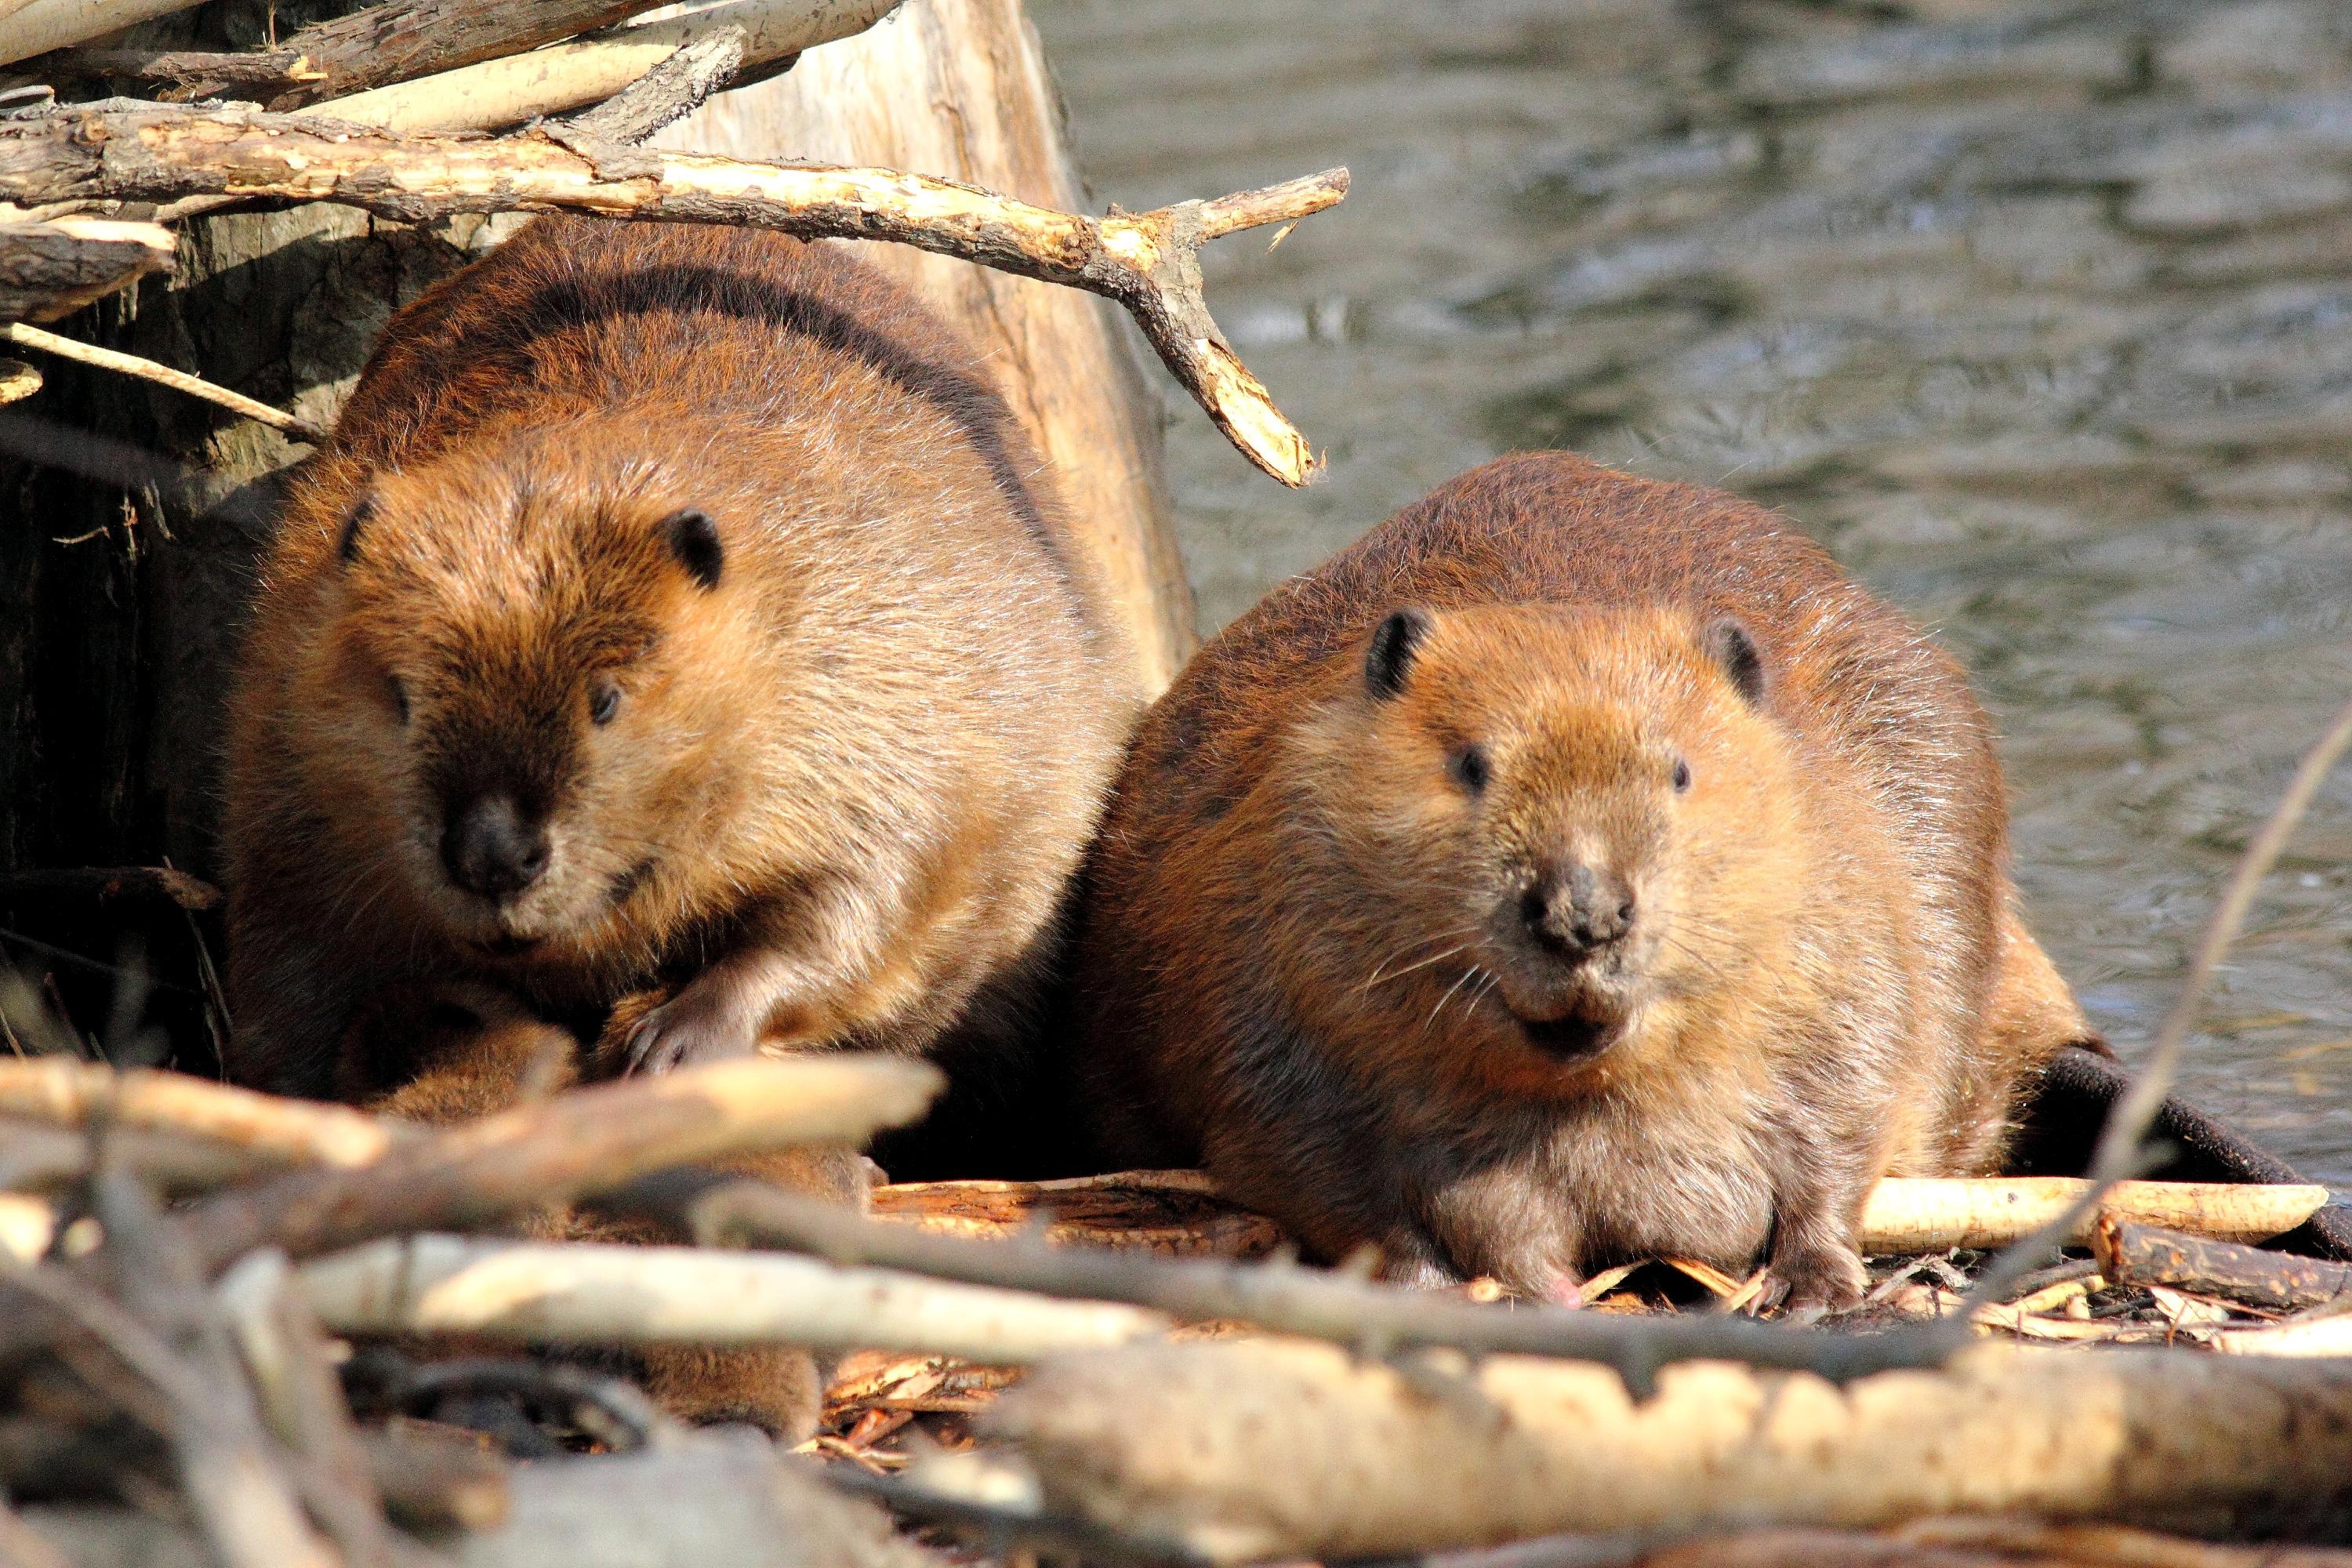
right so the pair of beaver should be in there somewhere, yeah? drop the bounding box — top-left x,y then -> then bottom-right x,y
223,220 -> 2092,1406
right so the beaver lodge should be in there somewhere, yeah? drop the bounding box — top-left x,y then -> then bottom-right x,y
3,2 -> 2352,1566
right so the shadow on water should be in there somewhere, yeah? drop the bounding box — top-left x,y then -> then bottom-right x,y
1036,0 -> 2352,1181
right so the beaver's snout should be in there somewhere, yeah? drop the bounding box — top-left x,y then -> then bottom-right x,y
1514,858 -> 1636,963
441,793 -> 551,902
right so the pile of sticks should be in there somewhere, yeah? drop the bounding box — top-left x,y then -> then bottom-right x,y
1,1047 -> 2350,1568
0,0 -> 1348,483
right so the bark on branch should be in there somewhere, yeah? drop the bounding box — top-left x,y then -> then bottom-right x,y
0,102 -> 1348,484
977,1337 -> 2352,1564
175,1054 -> 939,1274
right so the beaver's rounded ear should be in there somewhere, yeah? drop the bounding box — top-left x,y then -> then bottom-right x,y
1365,607 -> 1433,700
662,508 -> 724,590
336,491 -> 376,565
1702,617 -> 1766,706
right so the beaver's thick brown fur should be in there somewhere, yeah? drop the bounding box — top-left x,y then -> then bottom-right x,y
223,218 -> 1134,1127
1067,452 -> 2093,1309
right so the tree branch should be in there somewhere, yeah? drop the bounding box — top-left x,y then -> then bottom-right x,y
1,322 -> 328,442
0,102 -> 1348,484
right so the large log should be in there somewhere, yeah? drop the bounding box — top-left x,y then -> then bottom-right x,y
662,0 -> 1201,693
978,1337 -> 2352,1563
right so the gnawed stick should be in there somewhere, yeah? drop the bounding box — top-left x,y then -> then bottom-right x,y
976,1337 -> 2352,1564
0,1057 -> 398,1168
0,323 -> 328,441
0,102 -> 1348,485
179,1054 -> 940,1273
1860,1177 -> 2328,1252
297,1232 -> 1170,1363
2096,1216 -> 2352,1311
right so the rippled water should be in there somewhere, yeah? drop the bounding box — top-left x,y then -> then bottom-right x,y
1033,0 -> 2352,1183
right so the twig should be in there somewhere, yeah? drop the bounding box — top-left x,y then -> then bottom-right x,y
557,28 -> 746,149
0,323 -> 326,443
0,866 -> 222,911
0,358 -> 35,401
49,0 -> 666,104
0,101 -> 1348,485
178,1054 -> 941,1273
296,1232 -> 1172,1363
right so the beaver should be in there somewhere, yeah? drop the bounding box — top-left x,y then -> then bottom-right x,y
222,217 -> 1135,1141
1066,452 -> 2094,1311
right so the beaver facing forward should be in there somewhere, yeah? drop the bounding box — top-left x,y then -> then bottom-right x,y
1068,452 -> 2092,1309
224,217 -> 1134,1116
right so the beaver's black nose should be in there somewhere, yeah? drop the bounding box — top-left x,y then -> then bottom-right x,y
1520,862 -> 1635,959
441,794 -> 550,901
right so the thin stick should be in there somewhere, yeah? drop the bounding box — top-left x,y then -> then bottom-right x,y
0,102 -> 1348,485
1,323 -> 327,444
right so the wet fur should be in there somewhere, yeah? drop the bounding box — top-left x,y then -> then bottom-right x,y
1068,452 -> 2094,1308
223,217 -> 1135,1105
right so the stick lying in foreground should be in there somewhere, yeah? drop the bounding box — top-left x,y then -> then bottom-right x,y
975,1336 -> 2352,1564
178,1054 -> 939,1275
296,1233 -> 1169,1363
0,102 -> 1348,485
2096,1217 -> 2352,1311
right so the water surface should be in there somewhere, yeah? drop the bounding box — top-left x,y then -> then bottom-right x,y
1036,0 -> 2352,1183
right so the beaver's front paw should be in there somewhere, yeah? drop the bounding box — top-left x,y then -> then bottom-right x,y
619,985 -> 760,1076
1762,1242 -> 1868,1319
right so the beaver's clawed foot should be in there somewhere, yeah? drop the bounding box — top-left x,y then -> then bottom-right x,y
1759,1243 -> 1869,1321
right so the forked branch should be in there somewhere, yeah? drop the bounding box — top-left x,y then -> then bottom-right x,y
0,102 -> 1348,484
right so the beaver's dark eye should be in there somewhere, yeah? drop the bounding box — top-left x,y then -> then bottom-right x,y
1448,743 -> 1490,794
386,673 -> 409,724
1672,757 -> 1692,793
590,679 -> 622,726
